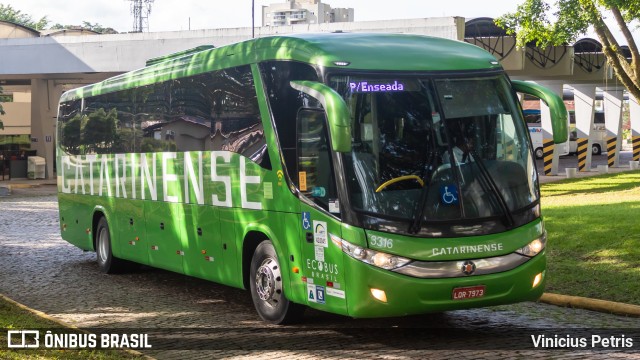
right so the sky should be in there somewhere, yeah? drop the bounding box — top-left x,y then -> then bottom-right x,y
2,0 -> 523,32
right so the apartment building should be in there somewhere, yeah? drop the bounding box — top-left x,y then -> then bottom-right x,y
262,0 -> 354,26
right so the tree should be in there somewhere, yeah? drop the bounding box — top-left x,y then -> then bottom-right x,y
81,21 -> 118,34
0,3 -> 48,30
61,113 -> 86,154
1,4 -> 117,34
83,108 -> 118,154
496,0 -> 640,102
49,21 -> 118,34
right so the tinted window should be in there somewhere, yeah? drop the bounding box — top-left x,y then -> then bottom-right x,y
297,109 -> 338,212
63,66 -> 269,168
259,61 -> 319,184
57,100 -> 83,155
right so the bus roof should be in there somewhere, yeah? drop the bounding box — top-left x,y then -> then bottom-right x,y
60,32 -> 502,102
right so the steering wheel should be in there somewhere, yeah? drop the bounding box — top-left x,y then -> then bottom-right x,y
375,175 -> 425,193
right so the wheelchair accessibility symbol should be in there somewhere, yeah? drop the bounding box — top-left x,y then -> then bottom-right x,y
302,212 -> 311,230
440,185 -> 459,205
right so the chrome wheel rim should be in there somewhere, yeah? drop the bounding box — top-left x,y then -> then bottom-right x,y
255,257 -> 282,308
536,149 -> 543,158
97,227 -> 109,264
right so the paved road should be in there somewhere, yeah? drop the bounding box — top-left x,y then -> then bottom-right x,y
1,192 -> 639,359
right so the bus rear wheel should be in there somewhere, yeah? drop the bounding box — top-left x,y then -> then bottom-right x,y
592,144 -> 602,156
95,217 -> 132,274
534,147 -> 544,159
249,240 -> 304,324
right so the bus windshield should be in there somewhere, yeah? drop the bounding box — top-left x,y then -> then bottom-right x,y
329,73 -> 538,235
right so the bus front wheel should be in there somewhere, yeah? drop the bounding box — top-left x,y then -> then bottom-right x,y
95,217 -> 130,274
592,144 -> 602,156
249,240 -> 304,324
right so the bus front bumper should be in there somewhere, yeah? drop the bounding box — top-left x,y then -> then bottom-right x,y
342,251 -> 546,318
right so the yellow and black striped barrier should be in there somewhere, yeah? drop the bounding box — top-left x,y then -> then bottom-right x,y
576,138 -> 589,171
633,136 -> 640,162
606,136 -> 617,167
543,139 -> 555,175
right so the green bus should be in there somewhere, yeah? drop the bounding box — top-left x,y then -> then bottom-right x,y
56,33 -> 567,324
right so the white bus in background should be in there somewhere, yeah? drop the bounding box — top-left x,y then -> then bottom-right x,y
524,109 -> 570,159
567,111 -> 606,156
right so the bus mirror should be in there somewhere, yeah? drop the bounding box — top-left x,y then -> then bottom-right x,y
511,80 -> 568,144
290,80 -> 352,152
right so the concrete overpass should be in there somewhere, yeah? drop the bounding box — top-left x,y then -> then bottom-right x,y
464,18 -> 637,175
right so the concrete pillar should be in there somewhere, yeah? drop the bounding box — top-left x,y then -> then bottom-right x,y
572,85 -> 596,171
630,95 -> 640,162
30,79 -> 63,179
603,89 -> 624,167
538,82 -> 564,175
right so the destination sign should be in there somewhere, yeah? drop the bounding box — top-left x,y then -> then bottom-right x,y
349,80 -> 406,93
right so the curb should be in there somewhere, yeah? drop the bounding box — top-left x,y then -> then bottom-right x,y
0,293 -> 154,359
540,293 -> 640,317
5,183 -> 37,189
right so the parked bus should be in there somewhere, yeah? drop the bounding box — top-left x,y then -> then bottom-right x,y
568,111 -> 606,156
56,33 -> 567,324
523,109 -> 570,159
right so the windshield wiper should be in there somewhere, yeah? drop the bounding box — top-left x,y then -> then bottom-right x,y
408,150 -> 439,234
469,150 -> 515,228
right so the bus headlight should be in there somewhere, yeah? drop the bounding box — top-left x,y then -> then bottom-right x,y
341,238 -> 411,270
516,232 -> 547,257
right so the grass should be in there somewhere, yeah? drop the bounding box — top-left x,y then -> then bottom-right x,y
0,297 -> 143,359
540,171 -> 640,305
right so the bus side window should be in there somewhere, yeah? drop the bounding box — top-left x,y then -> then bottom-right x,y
58,100 -> 83,155
259,61 -> 319,187
297,109 -> 337,213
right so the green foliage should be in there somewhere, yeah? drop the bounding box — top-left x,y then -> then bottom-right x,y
60,106 -> 176,155
602,0 -> 640,21
84,108 -> 118,154
113,126 -> 143,153
62,113 -> 86,153
140,137 -> 177,153
0,3 -> 117,33
0,3 -> 48,30
497,0 -> 640,48
497,0 -> 640,104
81,21 -> 118,34
495,0 -> 592,47
49,21 -> 118,34
59,108 -> 120,155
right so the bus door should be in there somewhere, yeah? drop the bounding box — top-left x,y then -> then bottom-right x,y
296,108 -> 347,313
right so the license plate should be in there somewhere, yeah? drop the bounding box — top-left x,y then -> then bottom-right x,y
452,285 -> 485,300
